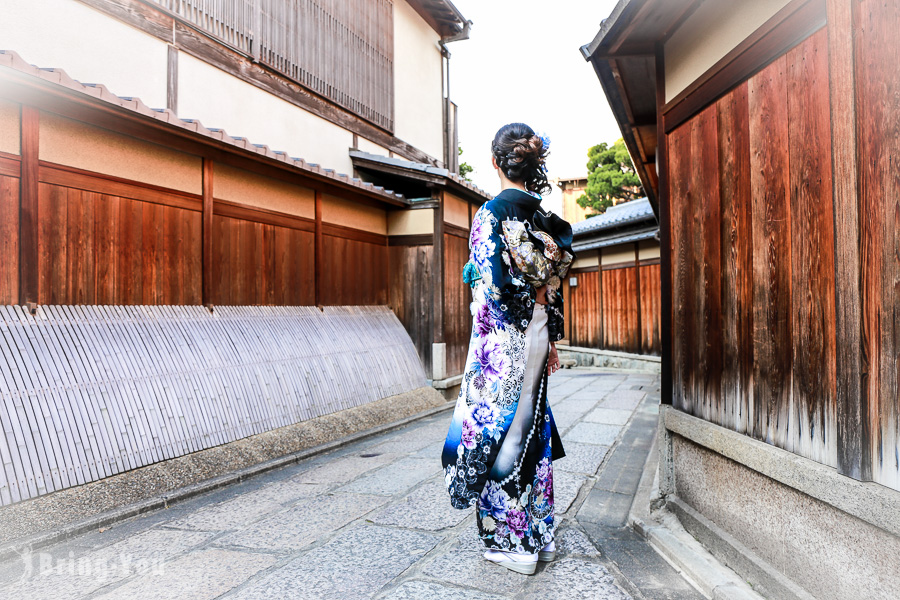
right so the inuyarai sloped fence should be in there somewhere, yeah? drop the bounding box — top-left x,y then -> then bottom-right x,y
0,304 -> 425,506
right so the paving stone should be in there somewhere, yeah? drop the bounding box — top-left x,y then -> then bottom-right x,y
166,482 -> 329,531
577,488 -> 634,528
292,452 -> 400,486
584,408 -> 634,426
369,477 -> 472,531
548,409 -> 582,431
555,442 -> 609,475
231,525 -> 439,600
551,398 -> 599,416
422,532 -> 527,596
600,392 -> 647,411
523,558 -> 632,599
412,440 -> 445,459
380,580 -> 507,600
555,527 -> 601,558
93,548 -> 276,600
365,421 -> 448,455
564,422 -> 622,446
214,493 -> 389,552
335,457 -> 440,496
554,470 -> 586,514
1,529 -> 213,600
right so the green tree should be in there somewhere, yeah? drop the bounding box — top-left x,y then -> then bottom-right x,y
576,138 -> 643,214
458,145 -> 474,181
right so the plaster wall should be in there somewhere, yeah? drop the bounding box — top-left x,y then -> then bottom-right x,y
664,0 -> 791,102
0,100 -> 20,155
0,0 -> 168,108
571,252 -> 599,270
394,1 -> 444,161
321,194 -> 387,235
638,240 -> 660,260
39,112 -> 202,194
443,192 -> 471,230
388,208 -> 434,236
602,245 -> 636,266
214,164 -> 315,219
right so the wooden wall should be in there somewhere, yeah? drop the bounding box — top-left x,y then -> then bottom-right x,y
389,243 -> 433,378
667,28 -> 838,468
855,0 -> 900,490
568,255 -> 661,355
0,108 -> 392,311
443,230 -> 472,377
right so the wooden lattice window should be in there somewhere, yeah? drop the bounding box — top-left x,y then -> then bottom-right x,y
148,0 -> 395,131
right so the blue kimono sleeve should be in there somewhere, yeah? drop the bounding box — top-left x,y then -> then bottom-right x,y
469,207 -> 536,332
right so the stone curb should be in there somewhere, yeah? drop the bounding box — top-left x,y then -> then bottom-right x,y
0,401 -> 456,564
627,423 -> 765,600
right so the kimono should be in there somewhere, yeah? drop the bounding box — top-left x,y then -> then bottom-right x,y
442,188 -> 573,555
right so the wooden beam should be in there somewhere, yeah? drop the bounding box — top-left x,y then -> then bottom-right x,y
827,0 -> 870,480
656,45 -> 673,405
19,105 -> 39,306
314,190 -> 322,307
167,45 -> 178,114
635,242 -> 643,354
202,158 -> 213,306
433,191 -> 444,344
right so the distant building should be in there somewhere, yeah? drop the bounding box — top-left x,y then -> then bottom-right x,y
554,175 -> 592,224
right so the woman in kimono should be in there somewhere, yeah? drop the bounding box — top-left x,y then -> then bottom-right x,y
442,122 -> 574,575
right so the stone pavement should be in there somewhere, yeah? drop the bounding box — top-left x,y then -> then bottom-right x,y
0,369 -> 702,600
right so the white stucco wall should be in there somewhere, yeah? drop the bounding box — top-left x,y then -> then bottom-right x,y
393,1 -> 445,161
177,54 -> 356,176
0,0 -> 168,109
664,0 -> 792,102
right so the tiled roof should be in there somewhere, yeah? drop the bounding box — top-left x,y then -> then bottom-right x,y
349,150 -> 492,201
570,197 -> 656,236
0,50 -> 407,204
572,226 -> 658,252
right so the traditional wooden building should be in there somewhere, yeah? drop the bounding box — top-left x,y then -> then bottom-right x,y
0,0 -> 486,527
583,0 -> 900,598
563,198 -> 661,355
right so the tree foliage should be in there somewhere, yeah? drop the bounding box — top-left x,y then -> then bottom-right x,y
576,138 -> 643,214
458,146 -> 474,181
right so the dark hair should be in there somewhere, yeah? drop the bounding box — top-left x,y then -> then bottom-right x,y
491,123 -> 551,195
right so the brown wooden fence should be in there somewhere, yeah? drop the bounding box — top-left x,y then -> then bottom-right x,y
567,258 -> 661,355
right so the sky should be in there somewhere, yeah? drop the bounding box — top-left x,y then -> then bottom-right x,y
446,0 -> 624,214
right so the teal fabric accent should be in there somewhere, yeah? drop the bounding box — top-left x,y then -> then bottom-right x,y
462,260 -> 481,288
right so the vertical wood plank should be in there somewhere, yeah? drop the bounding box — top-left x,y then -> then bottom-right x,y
94,194 -> 120,304
634,243 -> 643,354
787,29 -> 837,465
717,82 -> 753,435
202,159 -> 214,306
0,176 -> 19,304
748,55 -> 792,447
19,106 -> 39,306
117,198 -> 143,305
314,190 -> 322,306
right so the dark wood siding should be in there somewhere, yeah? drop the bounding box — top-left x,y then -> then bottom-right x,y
389,244 -> 434,378
443,232 -> 471,377
602,267 -> 640,353
569,269 -> 600,348
320,235 -> 389,306
213,215 -> 315,306
666,28 -> 837,467
36,183 -> 203,306
0,174 -> 19,304
639,263 -> 661,355
856,0 -> 900,489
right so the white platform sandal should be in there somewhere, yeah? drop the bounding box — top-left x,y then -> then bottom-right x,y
483,549 -> 539,575
538,540 -> 556,562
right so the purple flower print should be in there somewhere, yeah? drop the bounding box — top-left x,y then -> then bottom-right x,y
479,481 -> 509,521
461,419 -> 478,450
506,509 -> 529,539
474,303 -> 494,337
474,336 -> 511,383
473,373 -> 486,390
469,399 -> 498,429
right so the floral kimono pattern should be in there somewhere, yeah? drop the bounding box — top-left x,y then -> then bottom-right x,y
442,189 -> 569,555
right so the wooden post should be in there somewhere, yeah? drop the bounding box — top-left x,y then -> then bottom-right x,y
19,105 -> 39,306
635,242 -> 643,354
314,190 -> 322,306
201,158 -> 214,306
827,0 -> 870,480
167,45 -> 178,115
598,253 -> 604,348
432,188 -> 444,344
656,45 -> 673,405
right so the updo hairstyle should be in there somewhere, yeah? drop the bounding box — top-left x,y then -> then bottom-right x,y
491,123 -> 552,196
